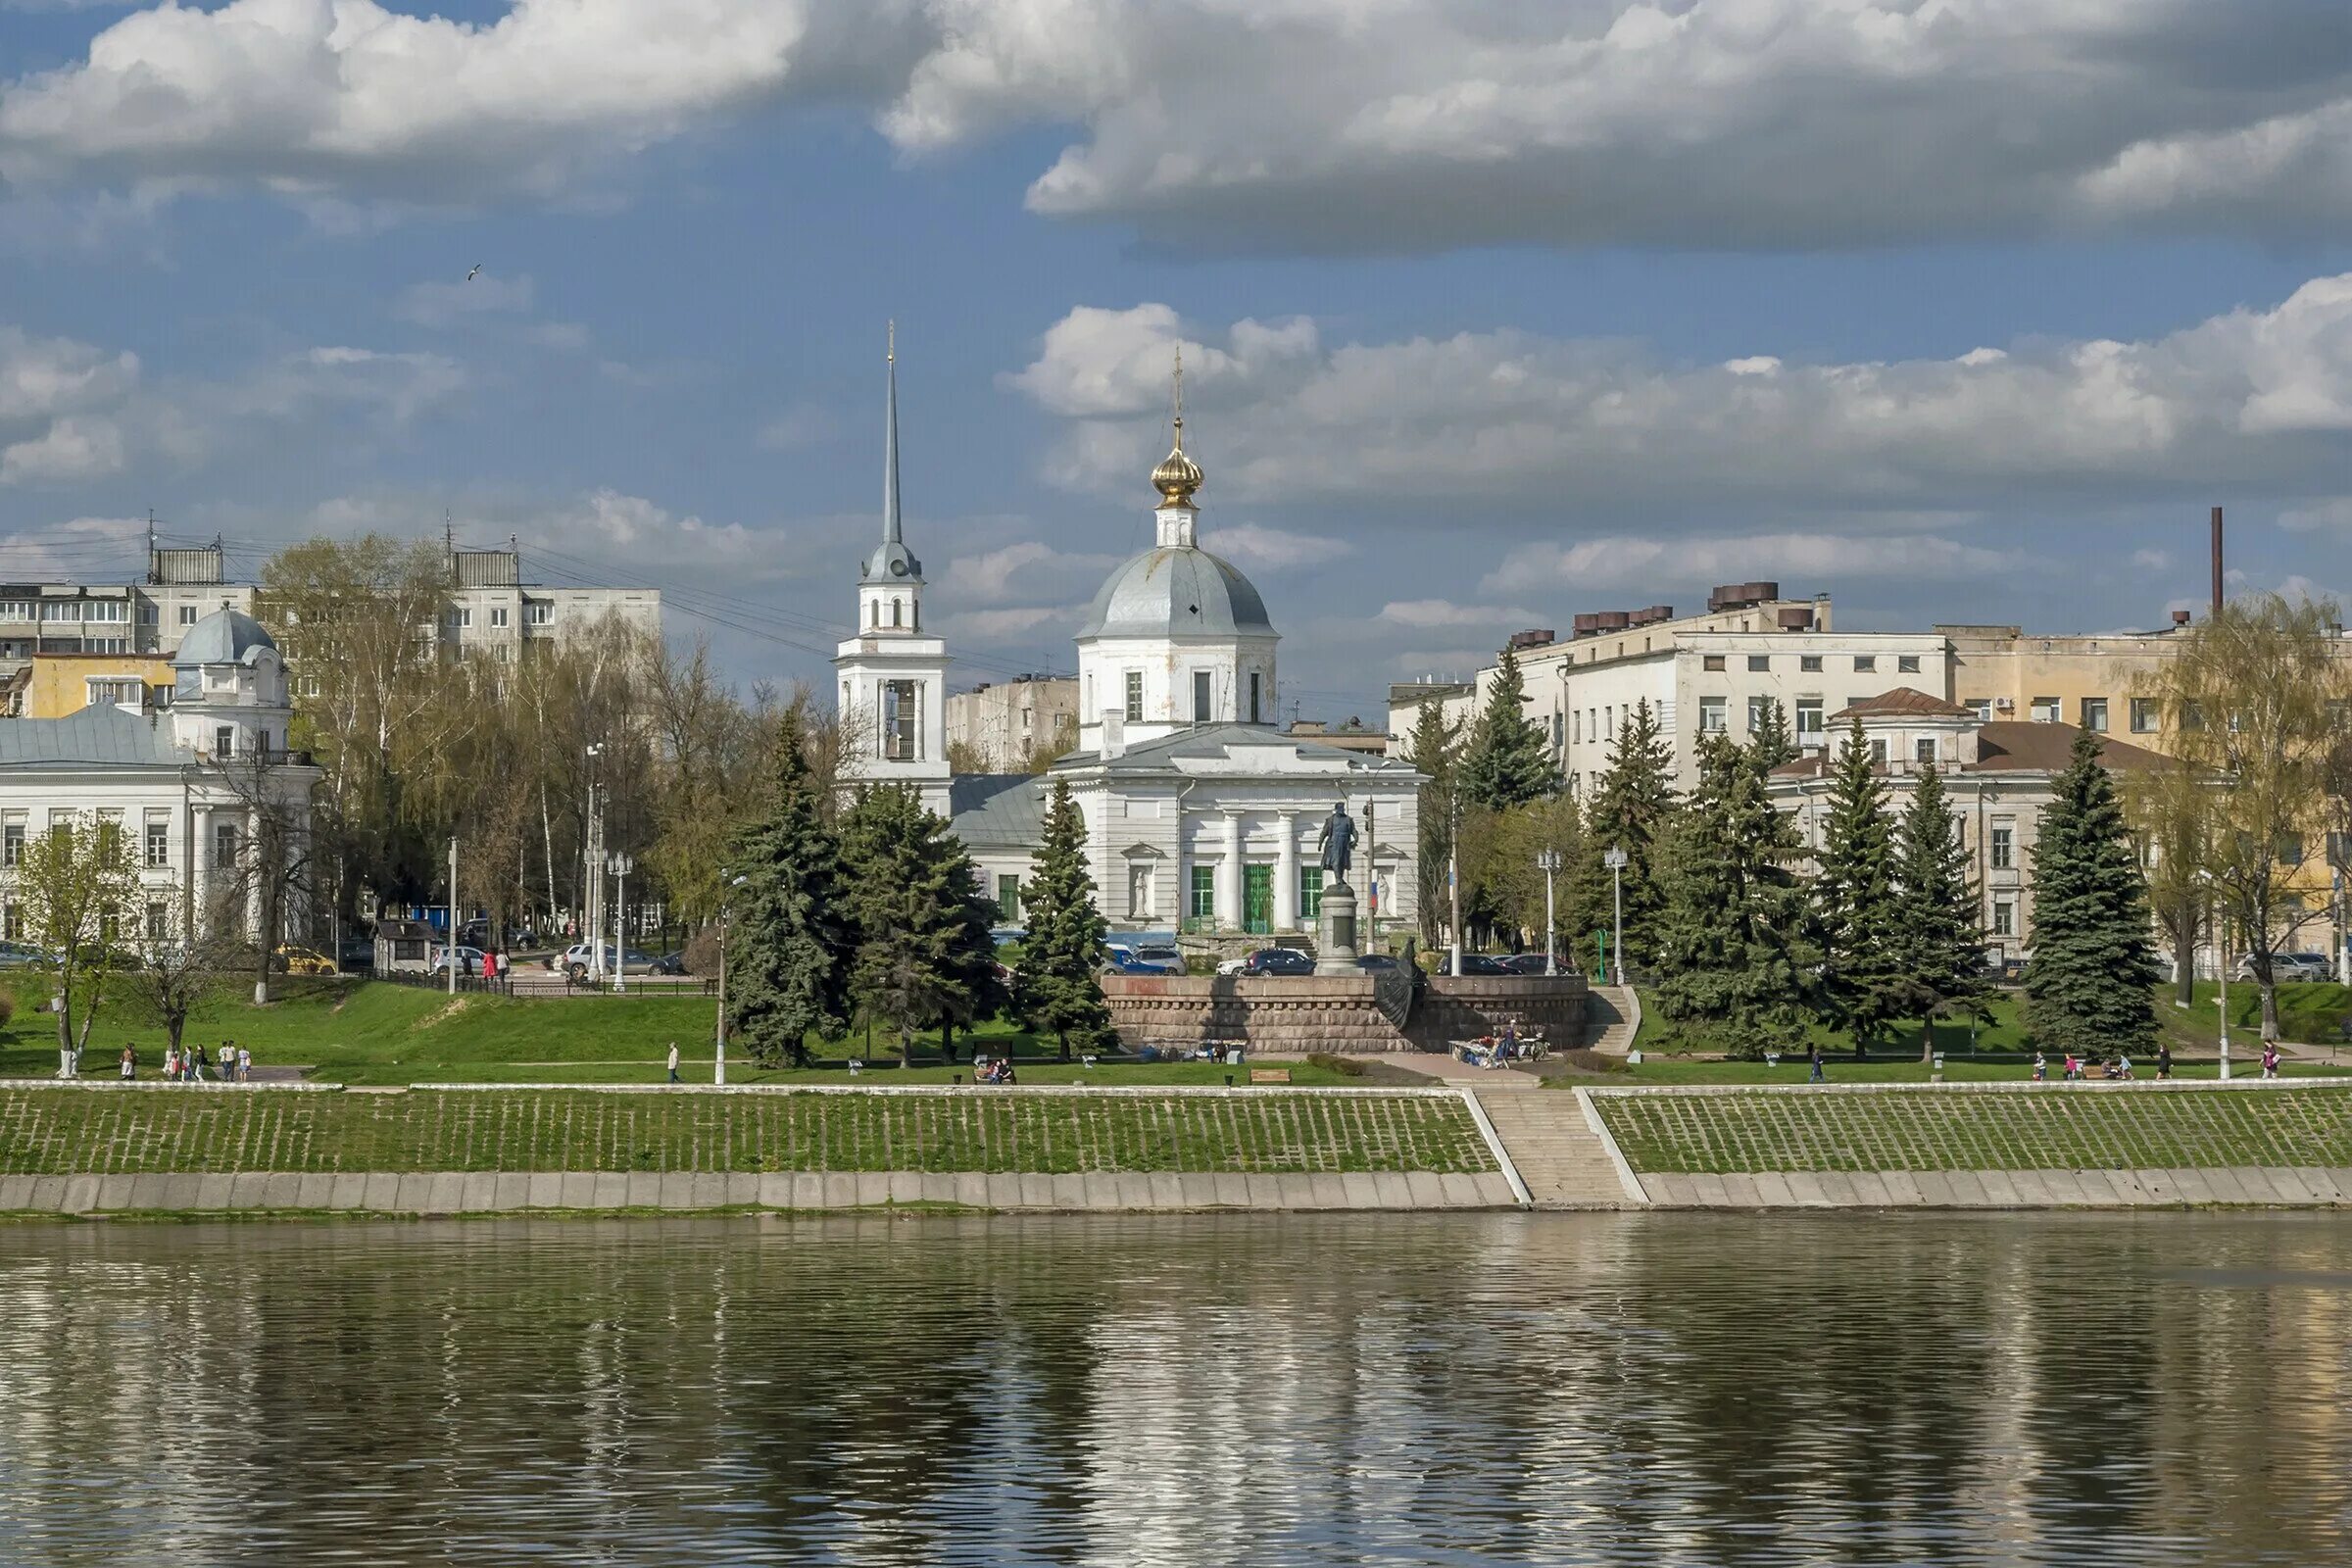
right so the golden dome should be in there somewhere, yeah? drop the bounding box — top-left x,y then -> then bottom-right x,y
1152,418 -> 1203,508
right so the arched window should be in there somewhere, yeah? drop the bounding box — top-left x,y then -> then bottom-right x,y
892,599 -> 903,628
868,600 -> 878,628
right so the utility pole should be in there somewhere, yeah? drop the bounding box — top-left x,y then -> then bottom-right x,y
609,852 -> 633,994
1537,848 -> 1561,975
715,871 -> 746,1086
1447,800 -> 1462,978
584,743 -> 605,979
447,835 -> 459,998
1605,846 -> 1628,987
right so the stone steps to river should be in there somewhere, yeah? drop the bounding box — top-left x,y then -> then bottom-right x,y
1474,1091 -> 1639,1208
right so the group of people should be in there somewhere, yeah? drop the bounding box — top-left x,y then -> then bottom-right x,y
122,1042 -> 251,1082
2033,1049 -> 2151,1081
974,1057 -> 1019,1085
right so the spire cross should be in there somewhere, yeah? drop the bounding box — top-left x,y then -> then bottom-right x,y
1171,344 -> 1185,447
887,318 -> 895,365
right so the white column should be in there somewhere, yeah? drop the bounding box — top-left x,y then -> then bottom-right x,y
1275,811 -> 1298,931
1173,809 -> 1190,930
1219,809 -> 1245,929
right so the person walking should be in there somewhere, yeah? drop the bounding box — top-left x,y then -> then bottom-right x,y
2156,1045 -> 2173,1081
2032,1051 -> 2046,1082
2262,1044 -> 2281,1079
665,1041 -> 681,1084
191,1043 -> 210,1083
1807,1046 -> 1824,1084
237,1045 -> 252,1083
119,1045 -> 136,1081
164,1045 -> 180,1083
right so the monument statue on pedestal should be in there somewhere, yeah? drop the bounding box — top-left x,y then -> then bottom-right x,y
1313,801 -> 1362,975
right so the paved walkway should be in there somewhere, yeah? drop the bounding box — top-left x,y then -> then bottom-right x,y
1371,1051 -> 1541,1089
1586,986 -> 1639,1055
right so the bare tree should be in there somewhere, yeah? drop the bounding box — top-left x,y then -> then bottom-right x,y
15,811 -> 138,1076
122,898 -> 231,1059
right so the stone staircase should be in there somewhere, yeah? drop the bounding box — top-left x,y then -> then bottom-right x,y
1475,1090 -> 1643,1208
1585,986 -> 1639,1055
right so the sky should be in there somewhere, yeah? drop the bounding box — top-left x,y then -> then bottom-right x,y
4,1 -> 2352,723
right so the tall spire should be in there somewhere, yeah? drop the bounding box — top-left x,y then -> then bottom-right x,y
1152,343 -> 1204,509
883,319 -> 901,549
862,320 -> 920,584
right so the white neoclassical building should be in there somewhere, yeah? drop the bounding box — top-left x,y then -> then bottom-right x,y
0,606 -> 320,947
835,351 -> 1422,938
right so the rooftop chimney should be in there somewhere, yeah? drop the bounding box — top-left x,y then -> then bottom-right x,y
2211,506 -> 2224,615
2171,609 -> 2192,627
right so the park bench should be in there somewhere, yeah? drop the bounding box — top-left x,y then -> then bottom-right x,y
1250,1068 -> 1293,1085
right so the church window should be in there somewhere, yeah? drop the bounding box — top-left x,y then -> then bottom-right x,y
1124,671 -> 1144,722
1193,669 -> 1212,723
1250,672 -> 1262,724
215,725 -> 235,758
883,680 -> 919,761
868,600 -> 878,628
891,599 -> 903,629
1298,867 -> 1323,921
1189,866 -> 1216,921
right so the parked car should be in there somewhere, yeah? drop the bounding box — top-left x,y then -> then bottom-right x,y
2234,952 -> 2330,983
1104,948 -> 1182,976
551,943 -> 662,980
273,944 -> 335,976
0,939 -> 48,968
1446,953 -> 1513,976
337,934 -> 376,971
1355,954 -> 1402,973
427,945 -> 490,976
1495,953 -> 1558,975
647,952 -> 689,976
1232,947 -> 1316,977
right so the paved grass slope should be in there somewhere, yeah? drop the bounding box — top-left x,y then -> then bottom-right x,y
0,1088 -> 1494,1176
1594,1086 -> 2352,1174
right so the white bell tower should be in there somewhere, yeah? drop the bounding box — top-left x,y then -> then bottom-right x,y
835,323 -> 952,812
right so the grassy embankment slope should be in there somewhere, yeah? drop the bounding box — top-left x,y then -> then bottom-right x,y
0,1087 -> 1494,1177
1594,1085 -> 2352,1174
0,977 -> 1361,1087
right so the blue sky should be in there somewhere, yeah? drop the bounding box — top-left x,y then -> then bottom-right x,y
5,1 -> 2352,720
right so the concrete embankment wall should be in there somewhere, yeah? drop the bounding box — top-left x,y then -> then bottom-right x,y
1588,1081 -> 2352,1209
1102,972 -> 1589,1054
0,1083 -> 1518,1215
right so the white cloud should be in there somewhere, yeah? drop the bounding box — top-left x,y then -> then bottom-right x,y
757,401 -> 842,452
937,605 -> 1072,642
395,272 -> 536,327
0,323 -> 139,486
1488,533 -> 2022,595
17,3 -> 2346,250
1013,280 -> 2352,518
2131,548 -> 2173,570
1380,598 -> 1539,631
1212,523 -> 1350,569
2278,498 -> 2352,533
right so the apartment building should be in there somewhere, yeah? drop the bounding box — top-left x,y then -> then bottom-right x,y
1,542 -> 662,690
945,675 -> 1078,772
1391,586 -> 1955,792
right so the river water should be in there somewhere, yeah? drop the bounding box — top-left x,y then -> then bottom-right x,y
0,1213 -> 2348,1565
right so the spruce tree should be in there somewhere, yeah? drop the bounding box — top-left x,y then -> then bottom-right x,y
1892,761 -> 1988,1059
725,708 -> 851,1067
1650,735 -> 1818,1055
2022,727 -> 2161,1054
841,785 -> 993,1067
1016,779 -> 1112,1059
1577,699 -> 1676,973
1457,646 -> 1554,811
1812,718 -> 1908,1049
1404,700 -> 1461,947
1749,698 -> 1798,771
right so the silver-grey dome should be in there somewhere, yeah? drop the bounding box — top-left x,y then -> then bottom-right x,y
173,607 -> 277,667
1076,547 -> 1277,641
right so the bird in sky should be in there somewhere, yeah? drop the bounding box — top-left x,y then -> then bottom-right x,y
466,264 -> 482,281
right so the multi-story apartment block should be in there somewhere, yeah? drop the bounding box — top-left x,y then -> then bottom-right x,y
1390,586 -> 1954,792
945,675 -> 1078,772
2,541 -> 662,693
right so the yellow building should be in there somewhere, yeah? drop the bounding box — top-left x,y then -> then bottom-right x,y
19,652 -> 175,719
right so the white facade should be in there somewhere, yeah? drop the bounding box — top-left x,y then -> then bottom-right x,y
850,355 -> 1424,939
1392,598 -> 1957,793
0,608 -> 320,956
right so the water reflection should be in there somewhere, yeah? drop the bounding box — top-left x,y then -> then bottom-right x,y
0,1214 -> 2347,1565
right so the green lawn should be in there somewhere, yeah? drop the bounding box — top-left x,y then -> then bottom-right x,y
2153,981 -> 2352,1054
1611,1055 -> 2351,1087
0,1086 -> 1496,1176
0,977 -> 1359,1088
1594,1084 -> 2352,1174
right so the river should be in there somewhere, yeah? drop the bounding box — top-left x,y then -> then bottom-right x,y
0,1213 -> 2346,1565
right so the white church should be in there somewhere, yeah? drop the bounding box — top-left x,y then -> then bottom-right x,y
835,346 -> 1423,941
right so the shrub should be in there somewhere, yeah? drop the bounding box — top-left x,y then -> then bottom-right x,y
1305,1052 -> 1366,1077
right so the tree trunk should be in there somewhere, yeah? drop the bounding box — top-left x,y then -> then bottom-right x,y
899,1025 -> 912,1069
941,1020 -> 956,1063
2260,978 -> 2280,1043
1920,1016 -> 1935,1064
1057,1027 -> 1070,1062
2174,897 -> 2196,1006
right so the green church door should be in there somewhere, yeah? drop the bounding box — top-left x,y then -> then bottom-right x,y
1244,864 -> 1273,935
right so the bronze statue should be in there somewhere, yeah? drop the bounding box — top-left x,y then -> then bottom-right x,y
1316,800 -> 1356,881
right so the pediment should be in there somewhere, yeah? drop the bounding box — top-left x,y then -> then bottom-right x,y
1119,842 -> 1168,859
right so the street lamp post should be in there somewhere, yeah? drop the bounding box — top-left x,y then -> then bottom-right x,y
1604,846 -> 1629,987
608,851 -> 633,994
584,743 -> 606,980
1536,848 -> 1563,976
2200,870 -> 2230,1081
715,872 -> 748,1086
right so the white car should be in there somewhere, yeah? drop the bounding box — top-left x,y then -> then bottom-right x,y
552,943 -> 659,980
2233,952 -> 2331,984
427,946 -> 488,975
